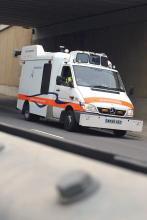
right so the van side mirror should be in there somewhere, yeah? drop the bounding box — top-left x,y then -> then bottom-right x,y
56,76 -> 62,85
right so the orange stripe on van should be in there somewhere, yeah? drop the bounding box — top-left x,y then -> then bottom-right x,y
18,94 -> 83,111
84,97 -> 134,109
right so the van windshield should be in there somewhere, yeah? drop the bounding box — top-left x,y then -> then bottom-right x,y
73,65 -> 125,92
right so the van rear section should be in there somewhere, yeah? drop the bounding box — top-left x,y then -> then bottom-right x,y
16,45 -> 143,136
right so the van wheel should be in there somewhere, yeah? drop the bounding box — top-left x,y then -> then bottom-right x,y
23,104 -> 39,121
64,110 -> 77,131
113,130 -> 127,137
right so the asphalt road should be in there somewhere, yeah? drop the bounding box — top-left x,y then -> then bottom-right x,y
0,96 -> 147,169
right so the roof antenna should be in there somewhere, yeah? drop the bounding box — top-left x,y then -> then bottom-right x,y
60,46 -> 65,52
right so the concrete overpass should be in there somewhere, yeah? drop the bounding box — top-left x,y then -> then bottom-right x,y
0,0 -> 147,118
0,0 -> 146,27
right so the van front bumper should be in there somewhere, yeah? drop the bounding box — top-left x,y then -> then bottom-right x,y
79,113 -> 143,132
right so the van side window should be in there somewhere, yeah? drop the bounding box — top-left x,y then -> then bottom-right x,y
41,62 -> 52,94
101,56 -> 109,67
61,66 -> 73,87
76,53 -> 89,63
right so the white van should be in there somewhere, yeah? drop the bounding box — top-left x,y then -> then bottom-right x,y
17,45 -> 143,136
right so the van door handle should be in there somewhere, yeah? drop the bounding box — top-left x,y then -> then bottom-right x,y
56,89 -> 60,92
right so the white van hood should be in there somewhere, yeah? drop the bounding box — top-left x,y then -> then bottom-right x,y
78,86 -> 133,110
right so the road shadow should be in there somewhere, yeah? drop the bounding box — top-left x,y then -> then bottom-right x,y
0,96 -> 17,108
35,118 -> 141,140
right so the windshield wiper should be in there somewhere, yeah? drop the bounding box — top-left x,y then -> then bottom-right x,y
92,85 -> 125,92
92,85 -> 106,88
92,85 -> 116,90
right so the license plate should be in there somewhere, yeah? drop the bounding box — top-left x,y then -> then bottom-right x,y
105,118 -> 122,125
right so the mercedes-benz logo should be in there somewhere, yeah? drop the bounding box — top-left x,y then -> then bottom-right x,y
110,108 -> 116,114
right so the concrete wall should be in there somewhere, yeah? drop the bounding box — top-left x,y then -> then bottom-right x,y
0,26 -> 32,96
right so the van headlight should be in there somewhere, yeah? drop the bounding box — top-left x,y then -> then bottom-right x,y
127,109 -> 134,117
82,103 -> 98,113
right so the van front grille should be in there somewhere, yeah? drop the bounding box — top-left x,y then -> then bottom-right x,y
98,108 -> 126,116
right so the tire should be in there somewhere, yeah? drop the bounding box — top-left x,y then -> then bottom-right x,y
23,103 -> 40,121
64,110 -> 77,131
113,130 -> 127,137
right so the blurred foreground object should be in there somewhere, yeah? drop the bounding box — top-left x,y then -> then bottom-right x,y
0,131 -> 147,220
